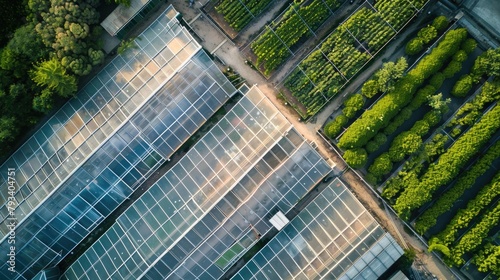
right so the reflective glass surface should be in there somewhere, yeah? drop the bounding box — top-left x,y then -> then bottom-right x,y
231,178 -> 404,280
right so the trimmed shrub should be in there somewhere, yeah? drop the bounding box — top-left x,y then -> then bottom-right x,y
418,25 -> 438,44
423,110 -> 441,127
432,16 -> 449,32
389,132 -> 422,162
374,133 -> 387,145
338,29 -> 468,149
366,141 -> 380,153
406,38 -> 424,55
343,106 -> 358,118
429,72 -> 445,89
324,114 -> 348,138
453,50 -> 468,63
443,60 -> 462,78
343,148 -> 368,168
369,153 -> 393,177
410,120 -> 431,136
343,93 -> 365,109
362,80 -> 379,98
461,38 -> 477,55
452,74 -> 473,97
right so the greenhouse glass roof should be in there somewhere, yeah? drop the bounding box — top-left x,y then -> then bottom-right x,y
0,6 -> 237,279
0,5 -> 198,238
61,87 -> 333,280
231,178 -> 404,280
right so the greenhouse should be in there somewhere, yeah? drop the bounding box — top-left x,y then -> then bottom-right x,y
62,86 -> 333,280
231,178 -> 404,280
0,6 -> 236,279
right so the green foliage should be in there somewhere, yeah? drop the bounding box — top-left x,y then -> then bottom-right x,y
375,57 -> 408,92
409,85 -> 437,110
342,93 -> 365,118
410,119 -> 430,136
117,37 -> 139,55
428,93 -> 450,113
389,132 -> 422,162
449,202 -> 500,266
394,103 -> 500,218
31,0 -> 102,76
432,15 -> 449,32
422,110 -> 441,127
338,28 -> 468,149
472,48 -> 500,78
0,0 -> 26,47
365,141 -> 380,153
383,107 -> 412,135
114,0 -> 131,7
453,50 -> 468,63
432,172 -> 500,249
461,38 -> 477,55
428,243 -> 451,258
450,80 -> 500,127
324,114 -> 348,138
362,79 -> 379,98
217,0 -> 275,31
442,60 -> 462,78
343,148 -> 368,168
374,133 -> 387,145
418,25 -> 437,44
415,142 -> 500,234
369,153 -> 393,177
251,0 -> 340,73
429,72 -> 445,89
31,58 -> 78,98
474,244 -> 500,276
32,88 -> 55,113
405,38 -> 423,55
452,74 -> 473,97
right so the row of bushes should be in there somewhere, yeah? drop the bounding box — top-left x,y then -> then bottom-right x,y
381,133 -> 449,200
431,171 -> 500,248
414,140 -> 500,234
338,28 -> 468,150
394,103 -> 500,219
405,16 -> 448,55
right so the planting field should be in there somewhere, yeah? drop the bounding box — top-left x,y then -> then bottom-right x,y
215,0 -> 273,32
250,0 -> 342,75
283,0 -> 425,117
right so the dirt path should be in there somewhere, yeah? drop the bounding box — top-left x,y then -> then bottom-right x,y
169,1 -> 460,279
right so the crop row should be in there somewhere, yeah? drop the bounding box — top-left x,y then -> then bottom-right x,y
216,0 -> 273,31
394,103 -> 500,219
251,0 -> 340,74
431,171 -> 500,247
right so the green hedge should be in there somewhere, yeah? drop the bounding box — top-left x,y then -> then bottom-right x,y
338,28 -> 467,149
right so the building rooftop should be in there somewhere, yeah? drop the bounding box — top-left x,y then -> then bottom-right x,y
231,178 -> 404,280
61,86 -> 333,279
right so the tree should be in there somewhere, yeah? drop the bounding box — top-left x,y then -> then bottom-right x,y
406,38 -> 424,55
31,58 -> 78,98
453,50 -> 468,63
428,93 -> 451,113
375,57 -> 408,92
343,148 -> 368,168
452,74 -> 473,97
369,153 -> 393,177
113,0 -> 131,7
361,79 -> 378,98
432,16 -> 449,32
32,88 -> 55,113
